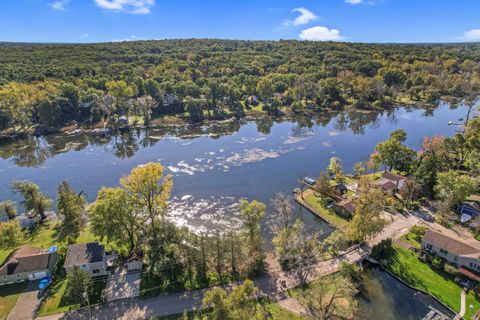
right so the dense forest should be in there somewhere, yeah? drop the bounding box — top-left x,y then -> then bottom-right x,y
0,40 -> 479,136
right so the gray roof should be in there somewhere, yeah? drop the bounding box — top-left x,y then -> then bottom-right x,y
64,242 -> 105,267
0,245 -> 55,276
423,229 -> 480,258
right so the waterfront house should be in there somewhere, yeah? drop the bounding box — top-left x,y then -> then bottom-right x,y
332,199 -> 356,219
421,229 -> 480,280
332,183 -> 348,198
376,172 -> 408,193
0,245 -> 58,286
64,242 -> 115,277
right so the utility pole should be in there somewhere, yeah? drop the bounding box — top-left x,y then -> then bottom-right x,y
84,287 -> 92,320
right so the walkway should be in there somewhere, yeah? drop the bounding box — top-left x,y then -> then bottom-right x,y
459,290 -> 466,318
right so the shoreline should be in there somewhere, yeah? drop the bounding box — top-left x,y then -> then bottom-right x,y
0,101 -> 447,142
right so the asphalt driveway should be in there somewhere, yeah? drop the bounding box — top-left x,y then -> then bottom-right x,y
7,281 -> 40,320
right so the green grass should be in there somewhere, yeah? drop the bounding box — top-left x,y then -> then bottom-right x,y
0,283 -> 27,320
0,221 -> 100,267
386,245 -> 480,319
398,226 -> 426,249
155,299 -> 303,320
303,193 -> 350,230
38,275 -> 107,317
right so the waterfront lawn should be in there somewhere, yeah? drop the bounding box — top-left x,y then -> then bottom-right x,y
0,283 -> 27,320
386,245 -> 480,319
303,192 -> 350,230
0,221 -> 101,266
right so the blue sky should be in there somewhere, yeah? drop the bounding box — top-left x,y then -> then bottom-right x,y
1,0 -> 479,43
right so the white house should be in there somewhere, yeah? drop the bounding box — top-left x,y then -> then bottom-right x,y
422,229 -> 480,280
0,245 -> 58,286
64,242 -> 115,277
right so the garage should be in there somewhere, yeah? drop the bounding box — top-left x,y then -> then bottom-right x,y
29,271 -> 47,280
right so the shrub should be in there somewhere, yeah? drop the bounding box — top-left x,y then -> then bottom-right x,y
431,256 -> 444,270
443,263 -> 459,277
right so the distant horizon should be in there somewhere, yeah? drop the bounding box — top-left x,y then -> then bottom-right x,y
1,0 -> 479,43
1,38 -> 480,46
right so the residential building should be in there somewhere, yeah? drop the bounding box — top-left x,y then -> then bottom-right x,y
64,242 -> 115,277
0,245 -> 58,286
421,229 -> 480,280
376,172 -> 408,193
332,199 -> 356,219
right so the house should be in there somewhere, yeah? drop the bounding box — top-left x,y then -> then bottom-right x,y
126,251 -> 143,273
245,95 -> 259,107
376,172 -> 408,193
332,183 -> 348,198
332,199 -> 356,219
421,229 -> 480,281
0,245 -> 58,286
163,93 -> 177,106
64,242 -> 115,277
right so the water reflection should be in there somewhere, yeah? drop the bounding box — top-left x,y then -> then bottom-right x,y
359,267 -> 455,320
0,106 -> 439,166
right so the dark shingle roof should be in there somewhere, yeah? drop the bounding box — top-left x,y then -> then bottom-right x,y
64,242 -> 105,267
0,245 -> 54,276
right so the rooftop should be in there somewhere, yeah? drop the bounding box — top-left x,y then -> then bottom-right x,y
0,245 -> 55,276
64,242 -> 105,267
422,229 -> 480,258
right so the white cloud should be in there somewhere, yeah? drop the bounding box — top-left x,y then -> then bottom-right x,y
112,34 -> 140,42
94,0 -> 155,14
345,0 -> 363,4
283,7 -> 318,26
81,33 -> 90,38
461,29 -> 480,41
50,0 -> 70,11
299,26 -> 343,41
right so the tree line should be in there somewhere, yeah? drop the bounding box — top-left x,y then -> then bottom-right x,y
1,40 -> 479,135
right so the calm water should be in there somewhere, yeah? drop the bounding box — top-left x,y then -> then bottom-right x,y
359,267 -> 455,319
0,102 -> 468,234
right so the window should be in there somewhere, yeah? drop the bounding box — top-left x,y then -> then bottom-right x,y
426,243 -> 433,250
92,269 -> 100,274
440,248 -> 448,255
454,256 -> 457,261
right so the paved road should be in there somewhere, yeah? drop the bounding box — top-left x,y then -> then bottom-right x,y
8,281 -> 41,320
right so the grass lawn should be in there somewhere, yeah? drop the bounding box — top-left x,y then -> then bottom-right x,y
0,283 -> 27,320
38,275 -> 107,317
1,221 -> 100,266
303,192 -> 350,230
398,226 -> 426,249
386,245 -> 480,319
156,299 -> 303,320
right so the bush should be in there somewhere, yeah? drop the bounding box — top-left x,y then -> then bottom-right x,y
431,256 -> 444,270
410,226 -> 426,237
443,263 -> 459,277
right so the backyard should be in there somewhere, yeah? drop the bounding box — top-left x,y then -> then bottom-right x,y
386,240 -> 480,319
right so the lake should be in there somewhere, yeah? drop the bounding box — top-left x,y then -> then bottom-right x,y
0,102 -> 468,234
